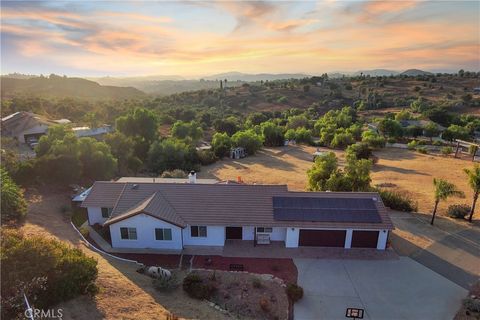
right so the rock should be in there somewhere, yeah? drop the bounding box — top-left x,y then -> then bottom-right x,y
209,302 -> 215,307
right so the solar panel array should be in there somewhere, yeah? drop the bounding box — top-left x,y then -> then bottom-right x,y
272,196 -> 382,223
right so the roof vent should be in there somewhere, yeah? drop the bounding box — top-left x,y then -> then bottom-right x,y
372,197 -> 378,201
132,184 -> 139,189
188,170 -> 196,184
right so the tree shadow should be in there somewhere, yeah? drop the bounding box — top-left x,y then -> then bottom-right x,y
374,148 -> 418,161
373,164 -> 431,176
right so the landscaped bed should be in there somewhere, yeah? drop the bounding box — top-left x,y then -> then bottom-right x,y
186,269 -> 289,320
192,255 -> 298,284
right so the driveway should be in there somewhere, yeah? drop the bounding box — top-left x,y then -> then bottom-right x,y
294,257 -> 467,320
389,211 -> 480,289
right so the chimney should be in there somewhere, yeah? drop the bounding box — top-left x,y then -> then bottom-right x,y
237,176 -> 242,183
188,170 -> 197,184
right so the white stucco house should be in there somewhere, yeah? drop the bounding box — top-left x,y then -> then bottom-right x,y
81,175 -> 393,252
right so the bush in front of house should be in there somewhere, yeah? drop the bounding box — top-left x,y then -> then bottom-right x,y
407,140 -> 418,150
416,146 -> 428,154
378,189 -> 418,212
153,273 -> 179,292
1,229 -> 98,319
441,146 -> 453,155
447,204 -> 471,219
463,297 -> 480,313
182,273 -> 216,299
286,283 -> 304,303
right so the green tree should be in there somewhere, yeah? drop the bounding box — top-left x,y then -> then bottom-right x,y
442,125 -> 470,141
361,131 -> 386,148
430,178 -> 464,225
231,130 -> 264,155
77,138 -> 117,181
423,122 -> 440,142
464,165 -> 480,222
307,152 -> 338,191
330,131 -> 355,149
213,117 -> 240,136
147,138 -> 198,173
345,142 -> 372,162
377,118 -> 403,138
116,108 -> 158,143
260,121 -> 284,147
286,115 -> 309,130
211,132 -> 232,158
0,167 -> 27,223
172,121 -> 203,141
344,158 -> 372,191
105,132 -> 142,175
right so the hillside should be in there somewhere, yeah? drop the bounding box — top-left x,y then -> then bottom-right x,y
401,69 -> 433,76
1,75 -> 146,100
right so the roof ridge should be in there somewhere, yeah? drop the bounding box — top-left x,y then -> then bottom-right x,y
150,189 -> 186,226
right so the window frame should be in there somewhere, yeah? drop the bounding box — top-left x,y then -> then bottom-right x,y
120,227 -> 137,240
101,207 -> 112,218
256,227 -> 273,233
155,228 -> 173,241
191,226 -> 207,238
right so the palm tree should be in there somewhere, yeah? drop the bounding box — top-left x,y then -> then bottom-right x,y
431,178 -> 464,225
464,165 -> 480,222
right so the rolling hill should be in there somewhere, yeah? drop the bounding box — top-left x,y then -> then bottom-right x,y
1,75 -> 146,99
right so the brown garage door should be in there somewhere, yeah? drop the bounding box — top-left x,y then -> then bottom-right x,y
351,231 -> 379,248
299,230 -> 346,247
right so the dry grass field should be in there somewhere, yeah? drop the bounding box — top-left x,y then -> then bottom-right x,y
200,145 -> 475,216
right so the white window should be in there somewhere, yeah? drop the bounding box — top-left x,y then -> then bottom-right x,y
256,227 -> 273,233
191,226 -> 207,237
155,228 -> 172,241
120,227 -> 137,240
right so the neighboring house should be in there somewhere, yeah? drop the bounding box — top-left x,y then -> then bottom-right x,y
82,175 -> 393,252
72,124 -> 113,139
1,111 -> 70,144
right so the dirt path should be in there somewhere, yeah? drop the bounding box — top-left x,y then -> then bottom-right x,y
201,145 -> 476,216
21,188 -> 229,320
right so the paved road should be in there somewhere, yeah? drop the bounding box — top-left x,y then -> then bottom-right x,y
294,257 -> 467,320
389,211 -> 480,289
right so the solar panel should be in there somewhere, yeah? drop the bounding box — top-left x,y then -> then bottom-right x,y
272,197 -> 381,223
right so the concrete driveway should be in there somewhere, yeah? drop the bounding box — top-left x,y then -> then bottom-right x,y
294,257 -> 467,320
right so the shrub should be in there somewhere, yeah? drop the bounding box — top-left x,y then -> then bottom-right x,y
1,168 -> 27,223
1,229 -> 98,319
378,189 -> 418,212
252,278 -> 262,289
416,146 -> 428,154
463,297 -> 480,313
286,284 -> 304,303
387,137 -> 397,144
153,274 -> 179,292
182,273 -> 216,299
71,209 -> 88,228
407,140 -> 418,150
447,204 -> 470,219
197,149 -> 218,166
161,169 -> 187,178
441,146 -> 453,155
259,297 -> 270,311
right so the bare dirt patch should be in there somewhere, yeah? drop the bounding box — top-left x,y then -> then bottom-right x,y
201,145 -> 474,217
190,269 -> 289,320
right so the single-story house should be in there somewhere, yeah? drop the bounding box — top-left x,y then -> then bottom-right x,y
1,111 -> 70,144
82,175 -> 393,252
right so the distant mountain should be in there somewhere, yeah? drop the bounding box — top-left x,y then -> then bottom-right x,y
2,73 -> 39,79
1,75 -> 146,99
90,74 -> 185,86
400,69 -> 433,76
202,72 -> 310,82
353,69 -> 399,77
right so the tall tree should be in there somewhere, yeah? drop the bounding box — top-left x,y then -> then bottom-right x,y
431,178 -> 464,225
0,167 -> 27,223
464,165 -> 480,222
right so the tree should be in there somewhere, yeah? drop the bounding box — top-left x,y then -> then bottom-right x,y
105,132 -> 142,175
345,142 -> 372,162
1,167 -> 27,223
147,138 -> 198,174
286,115 -> 309,130
330,131 -> 355,149
172,121 -> 203,141
77,138 -> 117,181
430,178 -> 464,225
464,165 -> 480,222
213,117 -> 240,136
361,130 -> 386,148
116,108 -> 158,143
307,152 -> 338,191
423,122 -> 439,142
211,132 -> 232,158
377,118 -> 403,138
442,125 -> 470,141
344,158 -> 372,191
231,130 -> 264,155
260,121 -> 284,147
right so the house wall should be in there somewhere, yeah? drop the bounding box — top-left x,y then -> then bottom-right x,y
182,225 -> 225,246
87,207 -> 108,225
242,226 -> 255,240
242,227 -> 287,241
20,124 -> 49,143
109,214 -> 183,250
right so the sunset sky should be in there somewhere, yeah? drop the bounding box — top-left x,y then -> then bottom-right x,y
1,1 -> 479,77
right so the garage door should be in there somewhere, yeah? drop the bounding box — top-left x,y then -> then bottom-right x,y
351,231 -> 379,248
299,230 -> 346,247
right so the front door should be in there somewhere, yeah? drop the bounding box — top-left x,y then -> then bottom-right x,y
225,227 -> 243,240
